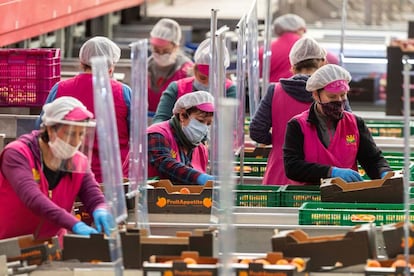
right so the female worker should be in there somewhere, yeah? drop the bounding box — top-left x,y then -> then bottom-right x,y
259,13 -> 307,82
283,64 -> 391,184
0,97 -> 114,244
124,91 -> 215,185
148,18 -> 194,115
152,38 -> 236,124
36,36 -> 131,184
250,37 -> 330,185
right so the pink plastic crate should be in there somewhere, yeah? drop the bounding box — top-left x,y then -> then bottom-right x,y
0,48 -> 61,106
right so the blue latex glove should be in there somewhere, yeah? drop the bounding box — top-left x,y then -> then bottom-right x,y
196,173 -> 214,185
331,167 -> 364,182
93,209 -> 115,236
72,221 -> 98,235
381,171 -> 390,178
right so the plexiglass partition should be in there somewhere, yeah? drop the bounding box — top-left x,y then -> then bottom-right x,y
128,39 -> 150,233
91,56 -> 126,275
246,0 -> 260,119
235,15 -> 247,184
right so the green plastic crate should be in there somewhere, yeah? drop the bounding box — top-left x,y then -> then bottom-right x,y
235,184 -> 281,207
234,161 -> 267,177
280,185 -> 321,207
365,120 -> 414,137
359,156 -> 414,180
299,202 -> 414,226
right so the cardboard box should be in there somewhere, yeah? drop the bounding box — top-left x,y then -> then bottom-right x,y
320,171 -> 403,203
382,222 -> 414,258
365,255 -> 414,275
272,223 -> 377,271
147,179 -> 213,214
143,251 -> 218,276
144,251 -> 308,276
234,252 -> 308,276
62,228 -> 214,269
0,235 -> 61,266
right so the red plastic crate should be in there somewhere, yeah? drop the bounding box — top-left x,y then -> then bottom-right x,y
0,48 -> 61,106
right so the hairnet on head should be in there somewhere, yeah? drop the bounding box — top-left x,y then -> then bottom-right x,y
306,64 -> 352,93
150,18 -> 182,46
79,36 -> 121,67
289,37 -> 326,65
41,96 -> 94,127
273,14 -> 306,36
194,38 -> 230,68
173,91 -> 215,114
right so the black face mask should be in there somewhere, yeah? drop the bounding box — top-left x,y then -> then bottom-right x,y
319,100 -> 344,120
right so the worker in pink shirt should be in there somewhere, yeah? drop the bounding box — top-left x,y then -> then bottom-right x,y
260,13 -> 339,82
260,13 -> 307,82
0,97 -> 114,245
147,18 -> 194,115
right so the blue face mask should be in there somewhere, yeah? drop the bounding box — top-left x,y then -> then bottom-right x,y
193,80 -> 209,91
182,118 -> 210,146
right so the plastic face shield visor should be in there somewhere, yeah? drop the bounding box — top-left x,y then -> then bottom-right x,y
46,120 -> 96,173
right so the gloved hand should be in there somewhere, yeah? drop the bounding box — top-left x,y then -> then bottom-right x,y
72,221 -> 98,235
196,173 -> 214,185
93,208 -> 115,236
381,171 -> 391,178
331,167 -> 364,182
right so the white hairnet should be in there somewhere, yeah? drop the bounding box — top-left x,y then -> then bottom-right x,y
173,91 -> 215,114
273,14 -> 306,36
41,96 -> 94,127
150,18 -> 182,45
194,38 -> 230,68
289,37 -> 327,65
306,64 -> 352,92
79,36 -> 121,67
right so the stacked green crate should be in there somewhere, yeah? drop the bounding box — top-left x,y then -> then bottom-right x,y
279,185 -> 321,207
299,202 -> 414,226
234,184 -> 281,207
234,157 -> 267,177
365,120 -> 414,137
359,155 -> 414,181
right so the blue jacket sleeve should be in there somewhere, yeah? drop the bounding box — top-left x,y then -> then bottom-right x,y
249,84 -> 274,145
34,83 -> 59,129
152,82 -> 179,124
122,84 -> 132,133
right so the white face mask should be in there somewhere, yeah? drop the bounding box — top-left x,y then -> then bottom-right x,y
153,52 -> 177,67
48,136 -> 81,160
193,79 -> 209,91
182,118 -> 210,146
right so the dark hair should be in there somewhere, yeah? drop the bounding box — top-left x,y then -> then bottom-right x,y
293,58 -> 324,73
80,63 -> 92,71
186,106 -> 213,117
39,124 -> 60,143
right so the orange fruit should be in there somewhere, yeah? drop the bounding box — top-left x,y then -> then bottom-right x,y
239,258 -> 253,264
183,257 -> 197,265
391,259 -> 411,268
401,237 -> 414,248
366,259 -> 381,267
179,187 -> 191,194
290,257 -> 306,272
275,259 -> 289,265
254,259 -> 271,265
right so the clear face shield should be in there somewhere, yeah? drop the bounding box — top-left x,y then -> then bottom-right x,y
46,120 -> 96,173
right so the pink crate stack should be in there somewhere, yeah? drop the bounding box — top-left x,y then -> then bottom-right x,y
0,48 -> 61,107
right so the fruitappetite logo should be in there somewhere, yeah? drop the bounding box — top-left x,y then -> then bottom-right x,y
156,197 -> 212,208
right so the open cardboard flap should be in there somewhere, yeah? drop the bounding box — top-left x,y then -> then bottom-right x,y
320,171 -> 404,203
272,223 -> 377,271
